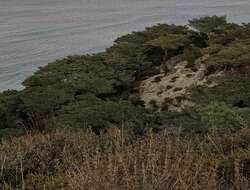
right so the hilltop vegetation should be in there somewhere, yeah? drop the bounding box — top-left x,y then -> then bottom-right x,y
0,16 -> 250,189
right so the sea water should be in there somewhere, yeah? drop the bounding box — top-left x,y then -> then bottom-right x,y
1,0 -> 250,91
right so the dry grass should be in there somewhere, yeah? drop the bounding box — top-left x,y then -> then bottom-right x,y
0,129 -> 249,190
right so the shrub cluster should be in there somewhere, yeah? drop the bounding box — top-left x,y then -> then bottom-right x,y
0,15 -> 249,140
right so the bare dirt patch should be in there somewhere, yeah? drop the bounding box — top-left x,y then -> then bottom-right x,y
139,55 -> 218,111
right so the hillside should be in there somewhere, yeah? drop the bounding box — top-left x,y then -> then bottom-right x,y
0,16 -> 250,189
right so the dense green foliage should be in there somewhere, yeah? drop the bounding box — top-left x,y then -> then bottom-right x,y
0,16 -> 249,140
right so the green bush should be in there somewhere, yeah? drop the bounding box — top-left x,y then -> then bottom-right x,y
54,94 -> 151,133
190,71 -> 250,109
182,45 -> 202,65
206,40 -> 250,72
197,102 -> 246,133
189,16 -> 228,33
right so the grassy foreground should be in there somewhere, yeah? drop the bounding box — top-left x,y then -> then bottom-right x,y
1,128 -> 250,190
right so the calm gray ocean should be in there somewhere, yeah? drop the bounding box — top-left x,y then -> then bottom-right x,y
1,0 -> 250,91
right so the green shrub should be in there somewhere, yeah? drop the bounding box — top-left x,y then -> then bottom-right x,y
197,102 -> 246,133
206,40 -> 250,72
189,16 -> 228,33
190,71 -> 250,109
182,45 -> 202,65
54,94 -> 151,133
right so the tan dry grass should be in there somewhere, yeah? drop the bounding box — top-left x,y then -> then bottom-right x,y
0,129 -> 249,190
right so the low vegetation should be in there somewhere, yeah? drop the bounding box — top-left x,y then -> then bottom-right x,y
1,129 -> 250,190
